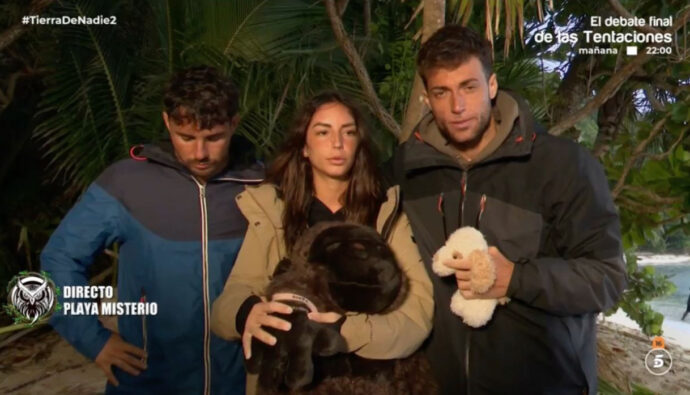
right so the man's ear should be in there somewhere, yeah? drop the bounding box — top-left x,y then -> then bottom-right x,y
229,114 -> 240,133
422,88 -> 430,108
488,73 -> 498,100
162,112 -> 171,131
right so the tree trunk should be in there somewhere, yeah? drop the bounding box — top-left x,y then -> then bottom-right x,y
592,88 -> 632,158
0,24 -> 26,52
549,54 -> 598,141
0,0 -> 55,52
400,0 -> 446,143
324,0 -> 401,137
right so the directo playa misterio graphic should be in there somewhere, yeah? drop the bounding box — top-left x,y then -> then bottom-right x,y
4,271 -> 58,325
5,271 -> 158,325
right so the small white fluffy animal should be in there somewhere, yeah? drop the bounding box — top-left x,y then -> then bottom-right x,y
432,226 -> 509,327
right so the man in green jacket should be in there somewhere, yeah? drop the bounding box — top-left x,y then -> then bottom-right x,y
386,25 -> 628,394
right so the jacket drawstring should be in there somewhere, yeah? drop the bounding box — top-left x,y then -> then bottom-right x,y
438,192 -> 447,239
476,195 -> 487,228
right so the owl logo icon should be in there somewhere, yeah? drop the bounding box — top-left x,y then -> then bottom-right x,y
6,271 -> 57,325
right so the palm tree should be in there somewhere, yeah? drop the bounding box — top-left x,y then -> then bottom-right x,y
30,0 -> 375,189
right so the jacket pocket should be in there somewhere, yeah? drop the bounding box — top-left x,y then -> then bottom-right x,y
474,303 -> 588,392
477,196 -> 542,262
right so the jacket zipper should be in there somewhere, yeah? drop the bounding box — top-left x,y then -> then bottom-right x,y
196,175 -> 261,394
193,179 -> 211,395
460,170 -> 471,395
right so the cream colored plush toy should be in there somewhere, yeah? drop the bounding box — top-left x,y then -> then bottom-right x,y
432,226 -> 509,327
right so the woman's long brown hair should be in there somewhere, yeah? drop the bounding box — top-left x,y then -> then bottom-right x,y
266,91 -> 383,252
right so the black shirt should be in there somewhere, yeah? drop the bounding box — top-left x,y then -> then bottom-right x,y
308,198 -> 345,226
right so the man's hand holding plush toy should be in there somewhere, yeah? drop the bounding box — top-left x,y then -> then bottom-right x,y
432,227 -> 511,327
444,246 -> 515,300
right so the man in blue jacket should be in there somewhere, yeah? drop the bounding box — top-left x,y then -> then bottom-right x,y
41,66 -> 262,394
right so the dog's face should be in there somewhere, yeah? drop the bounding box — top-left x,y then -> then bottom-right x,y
307,223 -> 402,314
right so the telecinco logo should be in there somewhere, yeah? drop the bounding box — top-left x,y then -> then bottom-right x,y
4,271 -> 58,325
644,336 -> 672,376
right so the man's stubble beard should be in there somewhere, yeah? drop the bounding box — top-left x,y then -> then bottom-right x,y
439,104 -> 492,151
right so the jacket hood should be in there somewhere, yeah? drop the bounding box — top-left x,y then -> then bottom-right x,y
401,90 -> 544,174
239,184 -> 402,237
132,140 -> 264,183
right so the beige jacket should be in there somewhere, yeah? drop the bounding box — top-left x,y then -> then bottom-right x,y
211,183 -> 433,360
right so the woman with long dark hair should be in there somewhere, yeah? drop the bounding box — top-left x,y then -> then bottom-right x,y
263,92 -> 383,251
211,91 -> 433,392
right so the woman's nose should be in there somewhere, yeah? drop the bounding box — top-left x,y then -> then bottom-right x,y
332,132 -> 343,148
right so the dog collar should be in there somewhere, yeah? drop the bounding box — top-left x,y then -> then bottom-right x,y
271,293 -> 319,313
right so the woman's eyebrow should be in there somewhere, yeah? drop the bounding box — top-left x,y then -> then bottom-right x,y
311,122 -> 356,128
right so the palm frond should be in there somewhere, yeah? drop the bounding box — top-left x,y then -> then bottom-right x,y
32,0 -> 158,189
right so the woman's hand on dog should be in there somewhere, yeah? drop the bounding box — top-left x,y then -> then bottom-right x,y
242,299 -> 294,359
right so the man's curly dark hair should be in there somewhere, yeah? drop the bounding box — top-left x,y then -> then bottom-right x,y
417,24 -> 493,86
163,66 -> 239,129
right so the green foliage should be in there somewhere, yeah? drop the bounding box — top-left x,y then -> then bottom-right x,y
575,114 -> 598,149
598,378 -> 658,395
597,378 -> 622,395
612,107 -> 690,249
26,0 -> 381,187
493,56 -> 561,124
599,88 -> 690,335
610,253 -> 677,336
378,37 -> 416,123
32,0 -> 161,188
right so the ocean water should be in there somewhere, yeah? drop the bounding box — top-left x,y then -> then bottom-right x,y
603,254 -> 690,349
649,262 -> 690,324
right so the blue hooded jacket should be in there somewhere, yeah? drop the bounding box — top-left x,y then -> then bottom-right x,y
41,143 -> 263,394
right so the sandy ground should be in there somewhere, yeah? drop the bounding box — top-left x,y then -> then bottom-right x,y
0,315 -> 117,395
597,321 -> 689,394
605,309 -> 690,349
0,328 -> 104,394
1,321 -> 688,395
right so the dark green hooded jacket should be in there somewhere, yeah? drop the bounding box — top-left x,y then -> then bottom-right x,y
385,91 -> 628,395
